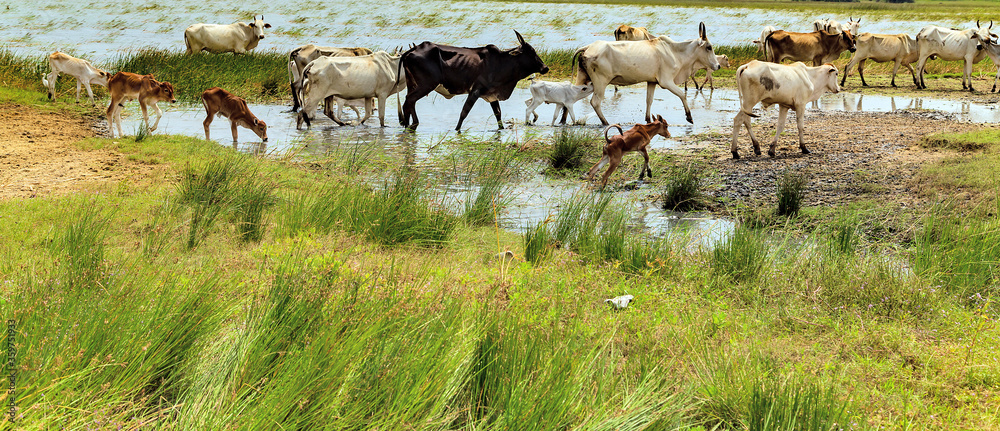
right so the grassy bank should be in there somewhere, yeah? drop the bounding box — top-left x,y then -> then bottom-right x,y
2,89 -> 1000,428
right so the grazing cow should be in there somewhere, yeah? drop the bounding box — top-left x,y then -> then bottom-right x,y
764,29 -> 856,66
574,22 -> 720,126
686,54 -> 730,91
582,115 -> 670,188
105,72 -> 176,138
841,33 -> 919,87
524,79 -> 594,125
296,51 -> 405,128
41,51 -> 111,104
201,87 -> 267,142
399,31 -> 549,131
915,21 -> 996,91
287,44 -> 374,112
731,60 -> 840,159
184,15 -> 271,54
614,25 -> 656,41
753,26 -> 778,52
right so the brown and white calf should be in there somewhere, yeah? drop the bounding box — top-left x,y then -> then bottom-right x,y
731,60 -> 840,159
42,51 -> 111,104
201,87 -> 267,142
106,72 -> 177,138
582,115 -> 670,188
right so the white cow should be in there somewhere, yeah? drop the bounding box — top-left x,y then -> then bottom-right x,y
41,51 -> 111,104
841,33 -> 920,87
287,44 -> 374,112
915,21 -> 996,91
574,22 -> 721,126
753,26 -> 777,52
524,79 -> 594,125
812,18 -> 831,33
184,15 -> 271,54
686,54 -> 729,91
731,60 -> 840,159
296,51 -> 405,128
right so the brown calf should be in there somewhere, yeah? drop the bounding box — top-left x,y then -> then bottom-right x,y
106,72 -> 176,138
582,115 -> 670,188
201,87 -> 267,142
614,24 -> 656,41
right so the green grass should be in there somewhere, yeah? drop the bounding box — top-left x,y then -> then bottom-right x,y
661,163 -> 707,211
776,169 -> 809,217
6,86 -> 1000,429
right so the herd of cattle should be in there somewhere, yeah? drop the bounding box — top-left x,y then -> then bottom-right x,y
37,15 -> 1000,164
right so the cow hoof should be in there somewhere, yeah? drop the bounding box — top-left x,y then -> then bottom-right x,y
685,114 -> 693,124
801,148 -> 811,155
731,151 -> 740,160
768,151 -> 776,158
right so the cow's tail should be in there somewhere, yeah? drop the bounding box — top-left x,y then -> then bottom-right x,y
41,74 -> 49,88
572,46 -> 590,85
183,31 -> 191,54
763,32 -> 774,62
603,124 -> 623,143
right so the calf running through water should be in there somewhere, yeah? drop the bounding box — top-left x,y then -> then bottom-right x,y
582,115 -> 670,189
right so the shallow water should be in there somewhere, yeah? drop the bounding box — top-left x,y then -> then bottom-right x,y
2,0 -> 969,60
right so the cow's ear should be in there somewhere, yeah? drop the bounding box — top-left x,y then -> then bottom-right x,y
248,22 -> 255,28
253,118 -> 259,126
514,30 -> 526,46
264,23 -> 271,29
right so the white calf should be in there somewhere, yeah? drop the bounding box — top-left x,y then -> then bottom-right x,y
41,51 -> 111,104
524,79 -> 594,125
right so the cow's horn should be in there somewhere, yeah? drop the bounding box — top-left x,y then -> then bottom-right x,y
991,20 -> 994,29
514,30 -> 526,45
699,22 -> 706,40
978,19 -> 982,28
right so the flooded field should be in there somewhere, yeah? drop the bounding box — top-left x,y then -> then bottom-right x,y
2,0 -> 971,60
110,84 -> 1000,240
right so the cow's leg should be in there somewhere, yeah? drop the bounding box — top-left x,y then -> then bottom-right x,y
83,81 -> 97,105
964,58 -> 975,92
645,82 -> 657,122
490,100 -> 503,130
841,55 -> 858,86
455,91 -> 482,132
590,83 -> 611,126
904,63 -> 918,87
769,106 -> 790,158
566,103 -> 577,125
994,70 -> 999,93
660,80 -> 693,124
915,55 -> 929,89
359,97 -> 374,125
731,111 -> 743,159
230,120 -> 240,142
707,71 -> 714,91
140,101 -> 151,134
149,102 -> 164,132
74,79 -> 83,103
202,105 -> 214,140
106,97 -> 119,138
583,152 -> 610,181
551,103 -> 563,126
639,147 -> 651,180
377,95 -> 388,127
526,98 -> 541,124
46,71 -> 58,100
599,150 -> 622,189
795,105 -> 809,155
323,96 -> 336,121
402,86 -> 433,129
858,59 -> 869,87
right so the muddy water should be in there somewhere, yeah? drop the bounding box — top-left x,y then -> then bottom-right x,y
116,85 -> 999,241
3,0 -> 969,60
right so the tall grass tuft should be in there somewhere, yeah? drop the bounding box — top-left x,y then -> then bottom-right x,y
661,163 -> 706,211
233,172 -> 279,243
50,202 -> 113,289
827,215 -> 859,258
524,221 -> 553,266
914,204 -> 1000,299
548,129 -> 592,171
464,148 -> 518,227
711,227 -> 769,283
745,379 -> 849,431
776,169 -> 808,217
552,192 -> 592,247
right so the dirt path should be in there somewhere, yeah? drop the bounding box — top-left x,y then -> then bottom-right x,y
0,103 -> 154,199
677,109 -> 987,211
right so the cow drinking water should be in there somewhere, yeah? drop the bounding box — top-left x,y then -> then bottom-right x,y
41,51 -> 111,104
201,87 -> 267,143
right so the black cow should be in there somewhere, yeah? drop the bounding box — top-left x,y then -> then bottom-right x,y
398,31 -> 549,132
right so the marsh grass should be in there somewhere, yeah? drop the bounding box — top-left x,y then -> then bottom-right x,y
548,129 -> 592,171
465,148 -> 518,227
776,169 -> 808,217
524,220 -> 553,266
142,197 -> 181,259
711,227 -> 768,284
914,204 -> 1000,298
661,163 -> 706,211
50,201 -> 114,289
